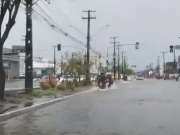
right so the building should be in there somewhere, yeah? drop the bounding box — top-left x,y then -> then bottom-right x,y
89,49 -> 101,74
33,61 -> 54,77
3,48 -> 19,79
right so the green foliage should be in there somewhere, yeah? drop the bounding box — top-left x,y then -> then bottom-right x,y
125,69 -> 134,75
61,56 -> 93,75
48,81 -> 56,88
40,83 -> 50,90
56,84 -> 66,91
73,79 -> 79,87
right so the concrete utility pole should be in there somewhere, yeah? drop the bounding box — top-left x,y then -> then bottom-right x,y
110,37 -> 119,80
117,45 -> 120,79
157,56 -> 161,77
82,10 -> 96,83
25,0 -> 50,93
121,51 -> 125,75
25,0 -> 33,93
160,52 -> 167,74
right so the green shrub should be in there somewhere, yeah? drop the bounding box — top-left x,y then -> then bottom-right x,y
73,79 -> 79,87
80,80 -> 87,86
65,81 -> 72,89
40,83 -> 50,90
56,83 -> 66,90
48,81 -> 56,88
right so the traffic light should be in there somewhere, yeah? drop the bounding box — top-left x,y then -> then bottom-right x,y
106,60 -> 109,65
170,45 -> 174,53
135,42 -> 139,49
57,44 -> 61,51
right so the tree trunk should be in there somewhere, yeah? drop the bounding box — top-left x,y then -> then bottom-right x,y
0,46 -> 5,100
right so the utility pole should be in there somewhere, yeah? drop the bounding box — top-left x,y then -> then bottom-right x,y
53,46 -> 56,75
157,56 -> 160,78
24,0 -> 50,93
118,45 -> 120,79
160,52 -> 167,74
121,51 -> 124,75
123,56 -> 127,73
25,0 -> 33,93
82,10 -> 96,83
110,37 -> 119,80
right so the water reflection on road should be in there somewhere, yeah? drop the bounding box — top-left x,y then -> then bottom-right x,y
1,79 -> 180,135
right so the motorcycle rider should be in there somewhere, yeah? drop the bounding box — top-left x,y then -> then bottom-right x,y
106,74 -> 113,87
98,73 -> 106,88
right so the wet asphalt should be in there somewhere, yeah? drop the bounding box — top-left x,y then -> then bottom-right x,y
5,79 -> 39,90
1,79 -> 180,135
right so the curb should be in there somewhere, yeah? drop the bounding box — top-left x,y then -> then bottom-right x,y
0,87 -> 97,122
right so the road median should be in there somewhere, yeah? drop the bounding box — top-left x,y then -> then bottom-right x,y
0,84 -> 97,121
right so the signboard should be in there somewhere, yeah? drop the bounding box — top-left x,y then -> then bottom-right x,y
12,45 -> 25,53
174,45 -> 180,50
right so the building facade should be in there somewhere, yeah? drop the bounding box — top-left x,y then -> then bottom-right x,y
89,49 -> 101,74
3,48 -> 19,79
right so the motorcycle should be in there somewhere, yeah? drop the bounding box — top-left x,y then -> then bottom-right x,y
99,81 -> 106,89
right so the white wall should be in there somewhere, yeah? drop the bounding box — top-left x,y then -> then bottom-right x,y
34,68 -> 42,75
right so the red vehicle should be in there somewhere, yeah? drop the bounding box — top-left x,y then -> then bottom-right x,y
40,75 -> 57,85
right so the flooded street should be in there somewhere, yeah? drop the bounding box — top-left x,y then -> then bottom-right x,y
1,79 -> 180,135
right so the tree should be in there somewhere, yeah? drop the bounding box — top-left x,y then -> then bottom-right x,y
60,56 -> 93,81
0,0 -> 21,100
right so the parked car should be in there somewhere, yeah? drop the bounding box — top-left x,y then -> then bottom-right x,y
39,75 -> 57,85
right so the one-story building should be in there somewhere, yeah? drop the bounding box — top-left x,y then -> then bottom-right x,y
3,52 -> 19,79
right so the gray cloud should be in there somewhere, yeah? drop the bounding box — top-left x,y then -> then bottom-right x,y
3,0 -> 180,70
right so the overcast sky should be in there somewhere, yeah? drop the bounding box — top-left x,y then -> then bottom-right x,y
3,0 -> 180,70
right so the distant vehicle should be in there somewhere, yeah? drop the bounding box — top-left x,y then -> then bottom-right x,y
136,71 -> 144,80
39,75 -> 57,85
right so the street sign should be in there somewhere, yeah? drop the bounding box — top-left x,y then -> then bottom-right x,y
174,45 -> 180,50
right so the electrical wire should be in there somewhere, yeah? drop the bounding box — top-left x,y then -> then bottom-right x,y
32,9 -> 105,58
33,4 -> 102,55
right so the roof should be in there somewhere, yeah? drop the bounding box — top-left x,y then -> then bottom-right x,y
33,61 -> 54,69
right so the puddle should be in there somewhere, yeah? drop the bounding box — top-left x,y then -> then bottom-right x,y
0,105 -> 18,114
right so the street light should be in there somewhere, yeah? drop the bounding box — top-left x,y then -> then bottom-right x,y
91,25 -> 111,38
106,42 -> 138,57
69,25 -> 86,37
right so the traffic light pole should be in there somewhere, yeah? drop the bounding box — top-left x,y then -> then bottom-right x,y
54,46 -> 56,75
174,49 -> 176,62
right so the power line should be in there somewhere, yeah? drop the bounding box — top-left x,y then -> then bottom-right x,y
33,9 -> 105,58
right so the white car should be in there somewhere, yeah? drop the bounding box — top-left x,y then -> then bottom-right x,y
127,76 -> 132,81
